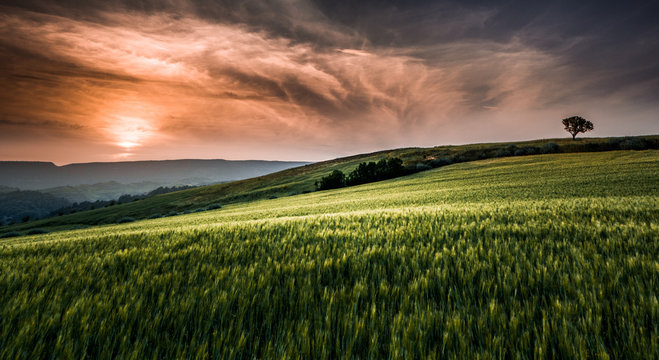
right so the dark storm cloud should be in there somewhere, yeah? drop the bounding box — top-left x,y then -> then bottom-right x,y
313,0 -> 659,103
5,0 -> 658,103
1,0 -> 359,48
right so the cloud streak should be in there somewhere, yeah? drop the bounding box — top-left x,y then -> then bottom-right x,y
0,1 -> 657,163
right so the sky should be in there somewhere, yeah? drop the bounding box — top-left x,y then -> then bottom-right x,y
1,0 -> 658,164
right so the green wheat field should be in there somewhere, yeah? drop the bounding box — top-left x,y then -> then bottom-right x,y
1,150 -> 657,358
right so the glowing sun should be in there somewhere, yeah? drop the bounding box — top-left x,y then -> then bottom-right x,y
108,116 -> 155,151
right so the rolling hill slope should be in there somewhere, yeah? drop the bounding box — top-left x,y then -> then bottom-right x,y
1,135 -> 657,235
1,150 -> 657,358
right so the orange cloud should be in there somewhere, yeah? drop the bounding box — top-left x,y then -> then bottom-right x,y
1,5 -> 657,163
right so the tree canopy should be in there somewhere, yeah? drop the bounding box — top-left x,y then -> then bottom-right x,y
562,116 -> 594,140
315,158 -> 409,191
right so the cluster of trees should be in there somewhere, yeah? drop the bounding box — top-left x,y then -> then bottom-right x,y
316,158 -> 410,191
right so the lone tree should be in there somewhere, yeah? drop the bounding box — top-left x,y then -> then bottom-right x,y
562,116 -> 593,140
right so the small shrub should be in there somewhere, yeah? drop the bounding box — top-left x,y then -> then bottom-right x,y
416,163 -> 432,172
119,217 -> 136,223
494,149 -> 512,158
268,195 -> 278,200
429,157 -> 453,168
26,229 -> 48,235
513,146 -> 538,156
619,138 -> 648,150
540,142 -> 560,154
608,138 -> 625,150
524,146 -> 538,155
404,164 -> 417,173
148,213 -> 162,219
165,211 -> 181,217
206,204 -> 222,210
66,225 -> 89,231
585,141 -> 606,151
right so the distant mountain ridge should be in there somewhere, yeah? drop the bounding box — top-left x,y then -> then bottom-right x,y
0,159 -> 310,190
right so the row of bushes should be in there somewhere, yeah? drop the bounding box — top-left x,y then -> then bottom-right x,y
492,137 -> 652,158
449,142 -> 561,164
494,143 -> 559,158
0,228 -> 49,238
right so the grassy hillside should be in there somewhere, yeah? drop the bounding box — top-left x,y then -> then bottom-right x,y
1,150 -> 657,358
3,135 -> 657,235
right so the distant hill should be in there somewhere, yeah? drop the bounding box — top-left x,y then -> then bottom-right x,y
0,190 -> 70,225
0,185 -> 19,193
2,135 -> 656,234
0,159 -> 310,190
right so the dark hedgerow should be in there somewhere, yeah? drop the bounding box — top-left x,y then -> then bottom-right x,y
429,157 -> 453,168
541,142 -> 560,154
513,146 -> 539,156
26,228 -> 48,235
619,137 -> 648,150
495,145 -> 518,158
494,148 -> 512,158
0,231 -> 21,238
119,217 -> 136,223
416,163 -> 432,172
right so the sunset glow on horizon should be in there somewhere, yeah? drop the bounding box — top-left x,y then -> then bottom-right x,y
1,1 -> 657,164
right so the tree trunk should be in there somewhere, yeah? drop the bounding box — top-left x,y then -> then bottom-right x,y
572,133 -> 576,140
